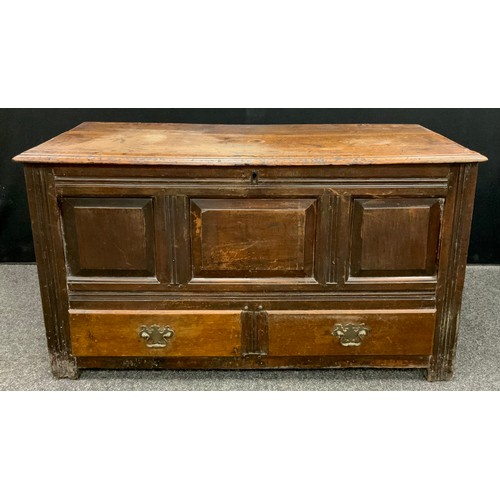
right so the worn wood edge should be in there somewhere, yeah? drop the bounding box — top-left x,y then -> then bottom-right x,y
24,166 -> 76,379
267,308 -> 436,315
50,352 -> 79,379
418,125 -> 488,163
68,298 -> 437,314
76,355 -> 430,370
13,152 -> 488,166
69,309 -> 242,316
12,122 -> 488,165
428,164 -> 479,381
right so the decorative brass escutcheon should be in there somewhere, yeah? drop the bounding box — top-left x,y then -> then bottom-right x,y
139,325 -> 175,348
332,323 -> 370,347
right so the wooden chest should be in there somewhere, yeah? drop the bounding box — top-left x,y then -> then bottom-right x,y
14,122 -> 487,380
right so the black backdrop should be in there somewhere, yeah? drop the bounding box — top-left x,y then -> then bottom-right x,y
1,109 -> 498,263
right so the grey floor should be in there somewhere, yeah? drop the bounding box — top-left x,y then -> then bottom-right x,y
0,264 -> 499,390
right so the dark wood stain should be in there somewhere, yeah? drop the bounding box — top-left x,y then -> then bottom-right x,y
61,197 -> 155,277
350,198 -> 443,278
15,123 -> 487,380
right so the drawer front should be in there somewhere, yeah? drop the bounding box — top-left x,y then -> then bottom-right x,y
268,309 -> 435,356
70,310 -> 241,357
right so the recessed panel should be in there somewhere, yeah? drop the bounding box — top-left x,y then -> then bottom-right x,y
190,198 -> 316,279
350,198 -> 442,278
61,197 -> 155,277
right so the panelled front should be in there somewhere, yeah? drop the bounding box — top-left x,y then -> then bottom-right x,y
55,165 -> 451,294
55,164 -> 448,374
190,198 -> 316,279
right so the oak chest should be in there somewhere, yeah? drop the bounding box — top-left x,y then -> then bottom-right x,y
14,122 -> 487,380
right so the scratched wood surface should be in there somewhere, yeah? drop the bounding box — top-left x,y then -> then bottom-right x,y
190,198 -> 316,278
13,122 -> 487,166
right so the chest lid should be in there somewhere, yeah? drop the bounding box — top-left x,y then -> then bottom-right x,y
13,122 -> 487,166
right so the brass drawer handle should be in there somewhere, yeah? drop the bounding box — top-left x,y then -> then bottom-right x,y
139,325 -> 175,348
332,323 -> 370,347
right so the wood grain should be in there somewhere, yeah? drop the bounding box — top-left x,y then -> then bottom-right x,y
427,165 -> 479,380
268,309 -> 435,356
190,198 -> 316,278
13,123 -> 487,166
24,167 -> 79,378
350,198 -> 443,278
70,310 -> 241,357
61,197 -> 155,277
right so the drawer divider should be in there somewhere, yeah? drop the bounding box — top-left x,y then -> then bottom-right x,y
241,306 -> 269,357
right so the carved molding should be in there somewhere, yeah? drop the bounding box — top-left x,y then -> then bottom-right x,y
241,305 -> 269,357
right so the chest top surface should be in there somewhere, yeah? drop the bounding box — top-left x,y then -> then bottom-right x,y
14,122 -> 487,166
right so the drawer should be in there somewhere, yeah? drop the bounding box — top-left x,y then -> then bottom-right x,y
267,309 -> 436,357
69,310 -> 241,357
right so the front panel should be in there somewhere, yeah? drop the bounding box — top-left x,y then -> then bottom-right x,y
61,197 -> 156,278
190,198 -> 316,279
55,165 -> 450,294
349,197 -> 443,279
